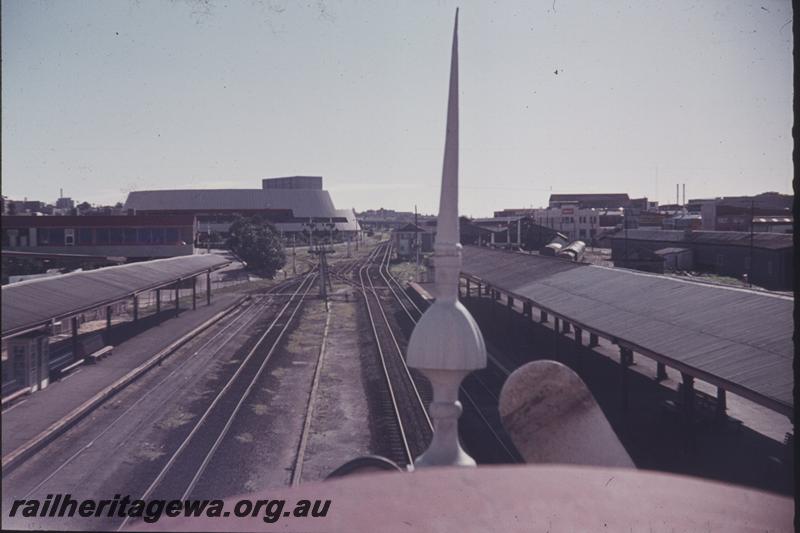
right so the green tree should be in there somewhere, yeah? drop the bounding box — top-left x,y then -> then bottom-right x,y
226,216 -> 286,277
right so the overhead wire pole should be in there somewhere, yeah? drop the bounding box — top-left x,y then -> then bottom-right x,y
415,205 -> 420,282
749,199 -> 754,288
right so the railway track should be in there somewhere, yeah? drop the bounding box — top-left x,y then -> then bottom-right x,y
374,243 -> 522,465
356,244 -> 433,468
14,273 -> 319,506
117,271 -> 318,527
1,270 -> 323,532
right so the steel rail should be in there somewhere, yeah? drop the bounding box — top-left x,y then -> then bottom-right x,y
179,273 -> 318,499
117,271 -> 318,530
19,274 -> 310,499
357,250 -> 416,467
367,245 -> 433,432
21,296 -> 263,499
378,244 -> 521,464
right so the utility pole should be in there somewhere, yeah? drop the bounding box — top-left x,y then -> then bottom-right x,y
624,206 -> 629,263
292,233 -> 296,275
415,205 -> 420,282
748,199 -> 754,288
304,219 -> 329,300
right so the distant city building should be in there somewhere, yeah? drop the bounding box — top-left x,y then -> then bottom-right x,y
357,208 -> 436,230
2,214 -> 197,259
262,176 -> 322,190
662,212 -> 702,230
610,229 -> 793,290
548,193 -> 630,209
55,197 -> 75,209
124,176 -> 360,241
699,192 -> 792,232
497,207 -> 605,242
2,199 -> 55,215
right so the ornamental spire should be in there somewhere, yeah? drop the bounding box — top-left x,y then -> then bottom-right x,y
407,8 -> 487,468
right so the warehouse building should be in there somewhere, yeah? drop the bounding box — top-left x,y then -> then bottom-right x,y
124,176 -> 360,241
610,229 -> 793,290
700,192 -> 793,232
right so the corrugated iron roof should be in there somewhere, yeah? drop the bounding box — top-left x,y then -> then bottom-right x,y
653,247 -> 690,255
610,229 -> 792,250
334,209 -> 361,232
550,193 -> 630,202
124,189 -> 338,219
461,246 -> 793,416
2,254 -> 230,338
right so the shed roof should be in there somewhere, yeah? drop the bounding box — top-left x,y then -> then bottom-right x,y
125,189 -> 338,219
653,247 -> 691,256
2,254 -> 230,339
334,209 -> 361,232
609,229 -> 792,250
393,223 -> 426,233
550,193 -> 630,202
460,246 -> 793,416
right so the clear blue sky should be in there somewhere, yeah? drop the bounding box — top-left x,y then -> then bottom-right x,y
2,0 -> 793,217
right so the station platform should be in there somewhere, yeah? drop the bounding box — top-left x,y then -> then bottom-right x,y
1,292 -> 243,466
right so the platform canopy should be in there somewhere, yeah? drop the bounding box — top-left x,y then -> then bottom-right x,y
460,246 -> 793,417
2,254 -> 231,339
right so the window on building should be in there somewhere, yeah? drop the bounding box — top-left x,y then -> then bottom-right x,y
48,228 -> 65,245
95,228 -> 109,244
78,228 -> 93,245
64,229 -> 75,246
151,228 -> 165,244
109,228 -> 123,244
180,228 -> 193,243
138,228 -> 152,244
124,228 -> 137,243
165,228 -> 179,243
579,229 -> 586,238
715,254 -> 724,267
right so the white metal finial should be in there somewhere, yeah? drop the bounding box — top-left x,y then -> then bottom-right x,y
407,8 -> 487,468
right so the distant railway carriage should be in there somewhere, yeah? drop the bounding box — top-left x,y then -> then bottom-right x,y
540,242 -> 563,256
557,240 -> 586,262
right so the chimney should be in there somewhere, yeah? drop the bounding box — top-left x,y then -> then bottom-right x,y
682,184 -> 686,206
676,184 -> 679,206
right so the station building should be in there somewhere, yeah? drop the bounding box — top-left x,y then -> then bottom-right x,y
392,223 -> 435,259
124,176 -> 360,242
1,214 -> 196,259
